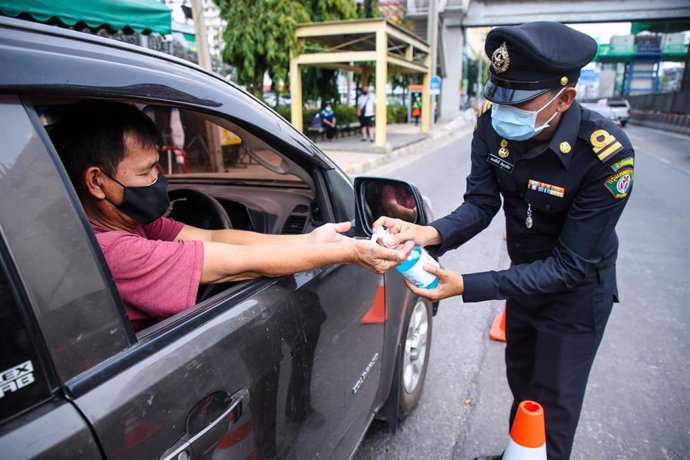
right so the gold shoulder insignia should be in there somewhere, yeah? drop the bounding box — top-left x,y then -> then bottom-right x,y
481,101 -> 493,115
590,129 -> 623,162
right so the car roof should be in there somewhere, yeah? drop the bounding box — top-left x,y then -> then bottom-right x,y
0,16 -> 330,167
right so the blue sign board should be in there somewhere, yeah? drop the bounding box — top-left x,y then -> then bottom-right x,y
430,76 -> 441,94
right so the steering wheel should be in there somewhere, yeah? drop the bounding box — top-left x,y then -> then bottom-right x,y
167,188 -> 233,302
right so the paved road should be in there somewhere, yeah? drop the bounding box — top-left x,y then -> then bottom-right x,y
354,125 -> 690,460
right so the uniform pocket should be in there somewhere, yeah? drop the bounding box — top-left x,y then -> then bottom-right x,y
525,188 -> 569,214
592,283 -> 614,337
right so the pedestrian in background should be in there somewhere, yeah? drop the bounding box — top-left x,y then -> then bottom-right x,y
320,102 -> 336,142
375,22 -> 634,460
411,96 -> 421,126
357,86 -> 376,142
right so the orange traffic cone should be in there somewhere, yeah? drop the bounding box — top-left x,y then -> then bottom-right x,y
489,304 -> 506,342
361,279 -> 386,325
503,400 -> 547,460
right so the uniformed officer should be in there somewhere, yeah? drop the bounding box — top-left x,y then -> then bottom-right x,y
374,22 -> 634,460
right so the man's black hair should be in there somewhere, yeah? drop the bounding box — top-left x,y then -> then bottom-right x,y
50,101 -> 162,192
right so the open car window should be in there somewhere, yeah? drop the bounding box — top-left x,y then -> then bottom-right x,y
32,98 -> 317,336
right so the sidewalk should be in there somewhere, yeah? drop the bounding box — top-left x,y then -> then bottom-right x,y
318,112 -> 476,175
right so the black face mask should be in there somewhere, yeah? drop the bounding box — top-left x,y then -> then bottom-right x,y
104,173 -> 170,224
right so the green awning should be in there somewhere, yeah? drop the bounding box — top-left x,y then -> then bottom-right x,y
0,0 -> 172,35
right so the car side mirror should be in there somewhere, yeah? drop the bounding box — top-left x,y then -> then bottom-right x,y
353,176 -> 431,237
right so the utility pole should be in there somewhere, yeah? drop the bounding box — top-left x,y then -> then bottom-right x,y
190,0 -> 212,71
427,0 -> 438,127
190,0 -> 222,171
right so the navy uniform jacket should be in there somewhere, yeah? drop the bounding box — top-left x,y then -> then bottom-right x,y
429,101 -> 634,302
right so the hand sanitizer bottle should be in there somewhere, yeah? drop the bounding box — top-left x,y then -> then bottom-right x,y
371,228 -> 440,288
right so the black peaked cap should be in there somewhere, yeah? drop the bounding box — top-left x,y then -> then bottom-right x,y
483,22 -> 598,104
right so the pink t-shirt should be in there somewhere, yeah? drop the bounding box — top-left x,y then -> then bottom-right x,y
92,217 -> 204,330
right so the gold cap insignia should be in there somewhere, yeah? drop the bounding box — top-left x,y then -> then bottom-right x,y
559,141 -> 571,154
560,76 -> 568,86
491,42 -> 510,74
498,147 -> 510,158
500,139 -> 508,148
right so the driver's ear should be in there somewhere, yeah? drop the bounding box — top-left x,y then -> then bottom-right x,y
84,166 -> 107,199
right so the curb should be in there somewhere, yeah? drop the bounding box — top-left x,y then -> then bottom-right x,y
343,117 -> 474,175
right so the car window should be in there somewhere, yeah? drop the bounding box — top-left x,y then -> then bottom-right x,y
143,105 -> 304,184
0,256 -> 53,424
32,99 -> 316,335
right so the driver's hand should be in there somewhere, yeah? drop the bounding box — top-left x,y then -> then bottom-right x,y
349,239 -> 414,274
372,216 -> 440,248
404,263 -> 464,302
309,221 -> 351,244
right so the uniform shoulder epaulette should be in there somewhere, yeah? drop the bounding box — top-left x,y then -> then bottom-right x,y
480,101 -> 493,116
475,101 -> 493,130
581,117 -> 631,163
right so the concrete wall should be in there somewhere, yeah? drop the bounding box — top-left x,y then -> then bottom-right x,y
630,110 -> 690,136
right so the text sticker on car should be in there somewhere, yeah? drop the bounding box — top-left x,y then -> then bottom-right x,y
0,360 -> 35,399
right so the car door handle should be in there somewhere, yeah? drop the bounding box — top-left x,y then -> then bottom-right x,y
161,388 -> 248,460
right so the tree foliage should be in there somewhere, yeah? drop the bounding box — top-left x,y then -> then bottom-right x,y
215,0 -> 379,103
215,0 -> 309,96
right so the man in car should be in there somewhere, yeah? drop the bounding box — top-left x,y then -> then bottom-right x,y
51,101 -> 411,331
374,22 -> 634,459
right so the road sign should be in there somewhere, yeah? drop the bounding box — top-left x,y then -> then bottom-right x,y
430,76 -> 441,95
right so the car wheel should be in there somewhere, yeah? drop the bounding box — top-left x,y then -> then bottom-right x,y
399,298 -> 433,418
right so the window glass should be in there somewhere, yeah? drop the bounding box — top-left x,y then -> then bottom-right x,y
143,106 -> 303,183
0,264 -> 52,423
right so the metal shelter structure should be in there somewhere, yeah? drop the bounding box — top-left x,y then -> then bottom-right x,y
290,19 -> 431,148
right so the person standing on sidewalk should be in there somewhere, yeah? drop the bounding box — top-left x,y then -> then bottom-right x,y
357,87 -> 376,142
411,96 -> 422,126
374,22 -> 634,460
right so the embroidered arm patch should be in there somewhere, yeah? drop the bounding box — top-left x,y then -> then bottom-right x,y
611,156 -> 634,171
604,168 -> 633,199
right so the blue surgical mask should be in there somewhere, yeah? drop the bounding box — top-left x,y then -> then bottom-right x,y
491,88 -> 565,141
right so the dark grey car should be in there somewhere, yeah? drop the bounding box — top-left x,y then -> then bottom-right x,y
0,17 -> 435,459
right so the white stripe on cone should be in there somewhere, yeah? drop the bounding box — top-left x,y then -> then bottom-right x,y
503,435 -> 547,460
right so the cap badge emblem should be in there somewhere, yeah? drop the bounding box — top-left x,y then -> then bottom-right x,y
491,42 -> 510,74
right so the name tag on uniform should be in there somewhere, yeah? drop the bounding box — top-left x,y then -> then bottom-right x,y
488,154 -> 514,173
528,179 -> 565,198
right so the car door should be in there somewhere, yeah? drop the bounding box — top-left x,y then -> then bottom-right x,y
0,97 -> 104,459
20,96 -> 384,460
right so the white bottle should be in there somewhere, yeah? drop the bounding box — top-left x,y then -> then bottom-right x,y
371,228 -> 440,288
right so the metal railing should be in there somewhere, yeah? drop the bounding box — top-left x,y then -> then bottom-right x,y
627,90 -> 690,115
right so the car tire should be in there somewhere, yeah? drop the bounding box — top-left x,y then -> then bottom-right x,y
398,298 -> 433,419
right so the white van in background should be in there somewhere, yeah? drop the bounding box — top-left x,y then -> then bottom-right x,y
602,98 -> 631,127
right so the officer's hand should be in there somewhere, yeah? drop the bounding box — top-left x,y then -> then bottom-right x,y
404,263 -> 464,302
372,216 -> 441,248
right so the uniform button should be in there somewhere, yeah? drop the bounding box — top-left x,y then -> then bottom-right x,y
515,242 -> 521,248
545,204 -> 551,211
